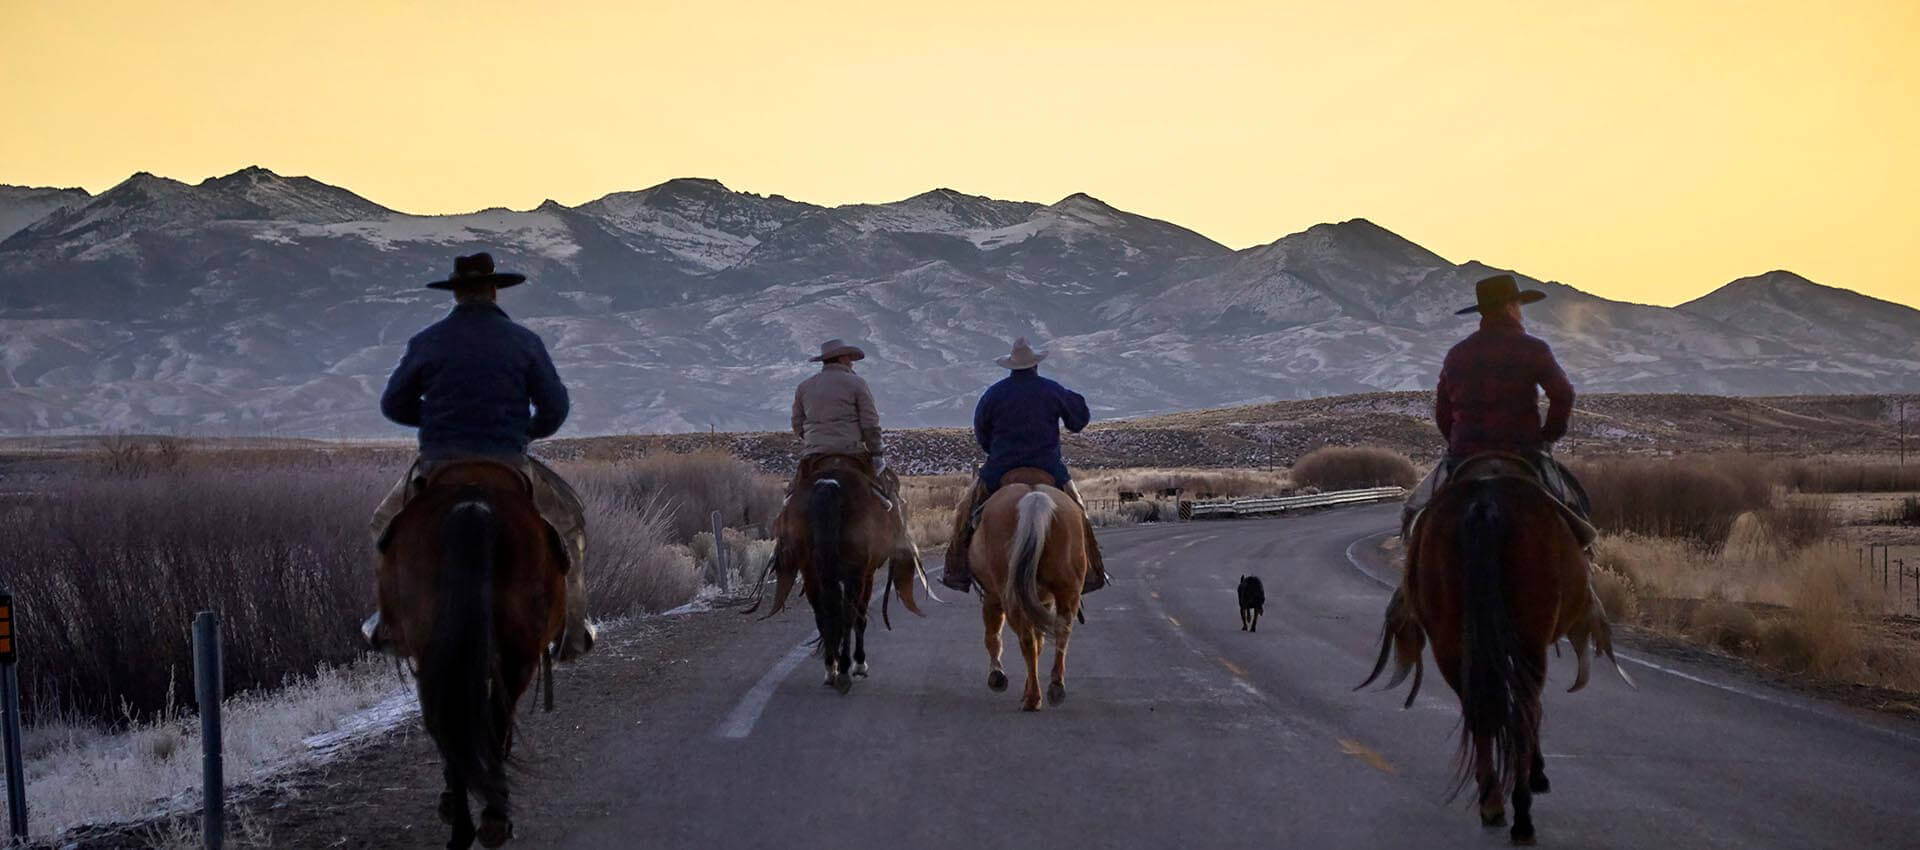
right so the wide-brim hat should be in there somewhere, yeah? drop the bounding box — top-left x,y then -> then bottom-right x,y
809,338 -> 866,362
996,337 -> 1047,370
1456,273 -> 1545,315
427,252 -> 527,290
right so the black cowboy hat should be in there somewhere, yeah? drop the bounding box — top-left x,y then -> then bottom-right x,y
427,252 -> 526,290
1456,273 -> 1546,315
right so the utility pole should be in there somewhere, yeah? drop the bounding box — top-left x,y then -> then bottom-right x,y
1901,398 -> 1907,466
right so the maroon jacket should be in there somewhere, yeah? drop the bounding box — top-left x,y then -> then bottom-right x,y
1434,314 -> 1573,456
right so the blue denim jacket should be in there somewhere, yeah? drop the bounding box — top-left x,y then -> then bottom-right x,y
974,369 -> 1091,489
380,303 -> 569,459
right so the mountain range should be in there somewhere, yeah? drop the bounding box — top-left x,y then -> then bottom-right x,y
2,167 -> 1917,437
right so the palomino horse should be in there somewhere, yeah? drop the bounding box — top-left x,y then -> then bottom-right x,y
1359,452 -> 1627,846
761,454 -> 922,693
377,461 -> 567,849
972,467 -> 1090,711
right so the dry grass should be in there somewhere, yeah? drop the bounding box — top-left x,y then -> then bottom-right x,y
1287,446 -> 1417,492
1571,455 -> 1774,547
562,450 -> 782,542
1594,532 -> 1919,691
1075,467 -> 1293,501
1776,460 -> 1920,493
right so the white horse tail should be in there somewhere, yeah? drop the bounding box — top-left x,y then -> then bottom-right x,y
1004,489 -> 1060,635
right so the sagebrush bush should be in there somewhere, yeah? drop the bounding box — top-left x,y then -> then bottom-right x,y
1775,461 -> 1920,493
1570,455 -> 1773,547
0,465 -> 389,724
1288,446 -> 1418,492
562,451 -> 781,542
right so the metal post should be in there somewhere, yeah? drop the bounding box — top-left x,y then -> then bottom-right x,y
710,510 -> 729,593
1,590 -> 27,841
193,611 -> 223,850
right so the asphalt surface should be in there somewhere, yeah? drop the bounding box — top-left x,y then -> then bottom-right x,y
542,504 -> 1920,849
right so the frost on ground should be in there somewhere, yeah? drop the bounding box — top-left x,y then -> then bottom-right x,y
1,658 -> 414,840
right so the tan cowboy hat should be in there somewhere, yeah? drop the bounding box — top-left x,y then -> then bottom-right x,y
809,338 -> 866,362
996,337 -> 1047,370
1456,273 -> 1546,315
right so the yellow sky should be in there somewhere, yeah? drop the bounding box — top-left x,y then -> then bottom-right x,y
3,0 -> 1916,308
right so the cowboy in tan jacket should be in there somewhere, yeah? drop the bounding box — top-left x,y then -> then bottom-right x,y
788,338 -> 915,544
791,339 -> 883,460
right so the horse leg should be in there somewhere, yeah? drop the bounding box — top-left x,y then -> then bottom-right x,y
1475,733 -> 1505,827
983,598 -> 1009,691
1512,648 -> 1547,845
1018,622 -> 1044,711
476,661 -> 530,849
439,763 -> 476,849
852,574 -> 874,677
815,601 -> 839,687
1047,608 -> 1073,707
1530,748 -> 1551,794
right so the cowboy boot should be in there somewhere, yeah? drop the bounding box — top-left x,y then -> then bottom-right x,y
941,483 -> 987,592
1081,512 -> 1110,593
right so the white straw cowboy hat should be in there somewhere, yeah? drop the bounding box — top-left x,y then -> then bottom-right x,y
996,337 -> 1047,370
809,338 -> 866,362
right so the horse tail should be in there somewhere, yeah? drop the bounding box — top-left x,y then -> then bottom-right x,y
1454,483 -> 1540,800
1004,490 -> 1060,636
808,479 -> 847,634
419,496 -> 507,803
1355,586 -> 1426,709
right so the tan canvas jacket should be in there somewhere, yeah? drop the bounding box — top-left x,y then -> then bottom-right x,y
792,363 -> 883,458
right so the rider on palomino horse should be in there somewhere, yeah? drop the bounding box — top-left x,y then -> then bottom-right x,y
1401,273 -> 1595,545
364,252 -> 595,662
942,338 -> 1112,595
787,338 -> 916,555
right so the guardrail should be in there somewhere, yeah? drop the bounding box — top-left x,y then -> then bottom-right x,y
1187,486 -> 1405,520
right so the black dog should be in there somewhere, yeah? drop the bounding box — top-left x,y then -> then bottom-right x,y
1237,575 -> 1265,632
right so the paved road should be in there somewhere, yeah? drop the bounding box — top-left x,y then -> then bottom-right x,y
541,504 -> 1919,849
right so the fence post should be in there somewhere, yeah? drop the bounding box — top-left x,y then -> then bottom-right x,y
710,510 -> 729,593
1,590 -> 27,842
193,612 -> 223,850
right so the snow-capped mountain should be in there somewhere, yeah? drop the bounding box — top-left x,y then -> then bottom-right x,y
1,166 -> 1915,437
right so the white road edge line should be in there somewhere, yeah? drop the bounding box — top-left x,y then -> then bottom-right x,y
1340,530 -> 1920,746
717,638 -> 814,740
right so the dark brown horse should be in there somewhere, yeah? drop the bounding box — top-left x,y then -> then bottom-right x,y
760,454 -> 922,693
377,461 -> 567,849
1360,453 -> 1627,846
972,467 -> 1089,711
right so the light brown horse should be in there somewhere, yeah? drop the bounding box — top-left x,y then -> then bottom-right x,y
377,461 -> 567,849
972,467 -> 1090,711
1360,453 -> 1627,845
759,454 -> 923,693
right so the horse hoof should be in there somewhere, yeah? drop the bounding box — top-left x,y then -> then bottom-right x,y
1021,698 -> 1041,712
1047,682 -> 1067,705
447,822 -> 477,850
1510,824 -> 1537,845
853,661 -> 869,678
1530,772 -> 1551,794
477,815 -> 514,848
834,671 -> 853,694
1481,811 -> 1507,828
987,670 -> 1008,691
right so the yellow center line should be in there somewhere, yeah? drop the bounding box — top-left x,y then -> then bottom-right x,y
1165,614 -> 1182,628
1338,738 -> 1399,774
1219,658 -> 1248,677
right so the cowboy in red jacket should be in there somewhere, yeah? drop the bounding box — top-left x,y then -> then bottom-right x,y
1402,274 -> 1591,538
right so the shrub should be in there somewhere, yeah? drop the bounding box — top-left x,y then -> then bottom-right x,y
1775,461 -> 1920,493
1288,446 -> 1418,491
1688,601 -> 1760,654
1756,497 -> 1837,550
0,464 -> 388,725
1879,496 -> 1920,527
1570,455 -> 1774,547
560,451 -> 781,543
571,473 -> 701,617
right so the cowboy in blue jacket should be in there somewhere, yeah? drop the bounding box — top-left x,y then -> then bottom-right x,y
364,252 -> 594,661
940,338 -> 1110,593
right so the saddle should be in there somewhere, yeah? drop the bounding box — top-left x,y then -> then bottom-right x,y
791,453 -> 897,512
1420,451 -> 1596,547
420,457 -> 535,496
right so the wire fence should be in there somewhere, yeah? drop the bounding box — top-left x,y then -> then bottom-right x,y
1857,544 -> 1920,616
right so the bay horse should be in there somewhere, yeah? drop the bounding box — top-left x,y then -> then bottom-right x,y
1359,453 -> 1628,846
972,467 -> 1089,711
377,461 -> 567,849
759,454 -> 923,693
